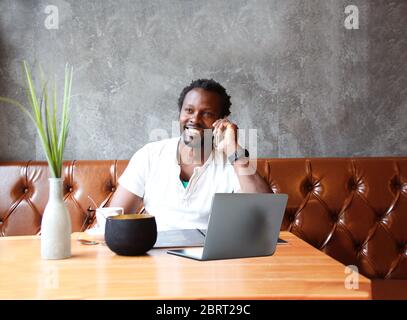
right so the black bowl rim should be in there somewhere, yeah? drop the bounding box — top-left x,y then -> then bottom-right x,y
106,213 -> 155,220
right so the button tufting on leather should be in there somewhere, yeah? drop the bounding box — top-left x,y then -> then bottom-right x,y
330,212 -> 339,222
302,179 -> 314,193
375,213 -> 383,222
389,176 -> 405,194
357,182 -> 365,193
392,181 -> 401,189
348,178 -> 357,191
349,177 -> 365,193
2,158 -> 407,280
354,242 -> 362,252
398,243 -> 406,254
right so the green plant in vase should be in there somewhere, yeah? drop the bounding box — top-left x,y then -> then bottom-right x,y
0,61 -> 73,259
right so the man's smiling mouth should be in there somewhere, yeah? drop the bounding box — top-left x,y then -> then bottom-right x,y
184,125 -> 203,135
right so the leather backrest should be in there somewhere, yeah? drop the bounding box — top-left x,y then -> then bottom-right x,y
0,158 -> 406,279
255,158 -> 407,279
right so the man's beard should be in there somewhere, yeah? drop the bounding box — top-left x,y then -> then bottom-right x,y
181,127 -> 214,150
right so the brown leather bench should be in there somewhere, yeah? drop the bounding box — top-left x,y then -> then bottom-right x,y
1,158 -> 406,298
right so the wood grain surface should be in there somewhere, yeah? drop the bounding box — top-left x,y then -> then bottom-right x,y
0,232 -> 371,299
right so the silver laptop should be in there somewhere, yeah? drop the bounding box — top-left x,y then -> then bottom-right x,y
167,193 -> 288,261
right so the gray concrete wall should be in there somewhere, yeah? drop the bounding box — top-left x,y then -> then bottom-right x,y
0,0 -> 405,160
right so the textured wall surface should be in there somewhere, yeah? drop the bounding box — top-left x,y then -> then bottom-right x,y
0,0 -> 406,160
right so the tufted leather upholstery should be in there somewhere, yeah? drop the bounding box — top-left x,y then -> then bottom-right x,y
0,158 -> 406,282
0,161 -> 128,236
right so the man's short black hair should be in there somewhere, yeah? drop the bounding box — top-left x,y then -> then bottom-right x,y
178,79 -> 232,118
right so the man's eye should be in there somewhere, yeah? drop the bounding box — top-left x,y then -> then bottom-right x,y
203,112 -> 213,117
185,108 -> 193,113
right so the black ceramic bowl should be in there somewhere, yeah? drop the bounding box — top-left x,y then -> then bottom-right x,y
105,214 -> 157,256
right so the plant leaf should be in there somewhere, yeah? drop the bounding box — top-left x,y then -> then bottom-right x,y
0,61 -> 73,178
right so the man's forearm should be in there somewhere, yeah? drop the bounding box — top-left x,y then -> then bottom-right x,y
109,184 -> 143,214
233,159 -> 272,193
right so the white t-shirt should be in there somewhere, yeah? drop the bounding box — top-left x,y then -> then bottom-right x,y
118,137 -> 241,231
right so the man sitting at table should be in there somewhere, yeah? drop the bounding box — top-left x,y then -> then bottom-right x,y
110,79 -> 271,230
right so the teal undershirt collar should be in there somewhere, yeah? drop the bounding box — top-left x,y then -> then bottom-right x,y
181,179 -> 189,189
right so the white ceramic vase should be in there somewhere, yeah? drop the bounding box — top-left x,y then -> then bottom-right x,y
41,178 -> 72,260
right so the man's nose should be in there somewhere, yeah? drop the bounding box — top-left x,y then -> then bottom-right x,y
189,111 -> 202,123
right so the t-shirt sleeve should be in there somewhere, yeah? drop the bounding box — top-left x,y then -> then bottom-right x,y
118,145 -> 150,198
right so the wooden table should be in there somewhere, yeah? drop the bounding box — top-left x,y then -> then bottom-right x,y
0,232 -> 371,299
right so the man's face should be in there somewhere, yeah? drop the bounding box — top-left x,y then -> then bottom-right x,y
179,88 -> 223,148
